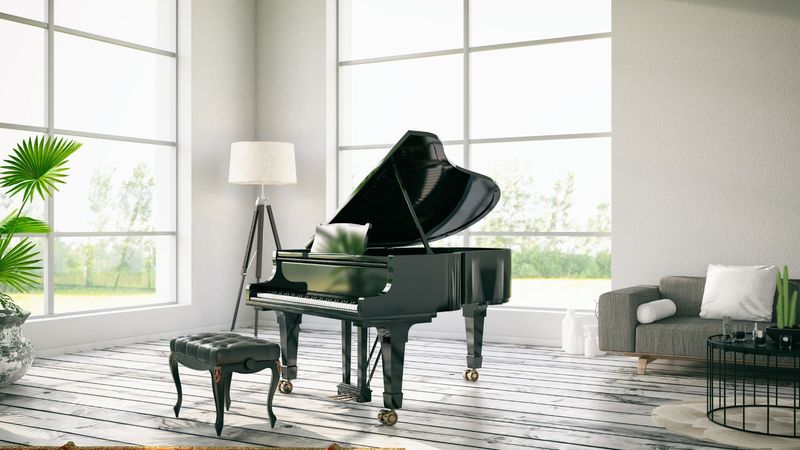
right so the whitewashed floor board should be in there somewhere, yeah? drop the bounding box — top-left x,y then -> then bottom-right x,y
0,327 -> 727,449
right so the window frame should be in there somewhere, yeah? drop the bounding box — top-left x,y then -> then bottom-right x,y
335,0 -> 611,312
0,0 -> 178,317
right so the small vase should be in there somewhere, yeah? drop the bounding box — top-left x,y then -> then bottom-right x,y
0,310 -> 34,387
562,309 -> 584,354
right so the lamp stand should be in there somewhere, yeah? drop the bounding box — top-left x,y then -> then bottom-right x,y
230,189 -> 282,336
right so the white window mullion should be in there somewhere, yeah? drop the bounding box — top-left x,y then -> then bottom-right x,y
43,0 -> 55,316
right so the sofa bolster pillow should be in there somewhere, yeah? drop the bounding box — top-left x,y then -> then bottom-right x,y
637,299 -> 677,324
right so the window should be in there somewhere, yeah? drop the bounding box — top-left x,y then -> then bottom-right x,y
338,0 -> 611,310
0,1 -> 177,316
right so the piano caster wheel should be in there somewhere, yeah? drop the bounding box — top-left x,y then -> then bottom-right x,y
463,368 -> 479,382
278,379 -> 293,394
378,409 -> 397,426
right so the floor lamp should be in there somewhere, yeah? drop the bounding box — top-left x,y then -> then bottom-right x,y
228,141 -> 297,335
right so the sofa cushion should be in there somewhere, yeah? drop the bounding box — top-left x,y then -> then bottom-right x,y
700,264 -> 778,321
635,316 -> 766,358
659,276 -> 706,317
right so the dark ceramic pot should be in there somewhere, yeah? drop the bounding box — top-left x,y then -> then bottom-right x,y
765,325 -> 800,345
0,310 -> 33,387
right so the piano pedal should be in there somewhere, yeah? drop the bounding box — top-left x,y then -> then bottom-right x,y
330,393 -> 358,402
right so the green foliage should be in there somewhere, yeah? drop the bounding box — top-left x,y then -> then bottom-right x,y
314,226 -> 367,255
1,136 -> 81,205
113,164 -> 154,288
0,213 -> 50,235
322,234 -> 366,254
514,246 -> 611,279
479,235 -> 611,279
776,265 -> 798,329
80,163 -> 156,290
47,163 -> 158,292
0,136 -> 80,312
54,234 -> 155,292
480,164 -> 611,279
54,265 -> 154,290
0,238 -> 41,292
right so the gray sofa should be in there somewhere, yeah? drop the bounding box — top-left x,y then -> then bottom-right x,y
598,275 -> 797,374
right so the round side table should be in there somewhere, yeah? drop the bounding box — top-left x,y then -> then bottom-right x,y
707,334 -> 800,437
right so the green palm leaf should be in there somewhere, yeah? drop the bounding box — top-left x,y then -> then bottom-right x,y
0,210 -> 50,235
0,135 -> 81,205
0,237 -> 41,292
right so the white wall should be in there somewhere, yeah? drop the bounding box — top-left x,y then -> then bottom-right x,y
613,0 -> 800,288
250,0 -> 332,331
255,0 -> 330,252
25,0 -> 258,353
189,0 -> 258,324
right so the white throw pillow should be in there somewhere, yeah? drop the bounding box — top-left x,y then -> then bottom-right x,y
699,264 -> 779,321
637,299 -> 677,324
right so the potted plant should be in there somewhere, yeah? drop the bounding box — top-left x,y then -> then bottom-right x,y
0,136 -> 81,387
766,265 -> 800,345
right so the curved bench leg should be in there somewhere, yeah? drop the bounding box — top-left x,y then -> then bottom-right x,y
169,353 -> 182,418
267,361 -> 279,428
225,372 -> 232,411
211,367 -> 228,436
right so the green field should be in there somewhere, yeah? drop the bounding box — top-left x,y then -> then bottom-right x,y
10,285 -> 159,316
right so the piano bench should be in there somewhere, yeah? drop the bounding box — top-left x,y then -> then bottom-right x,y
168,332 -> 281,436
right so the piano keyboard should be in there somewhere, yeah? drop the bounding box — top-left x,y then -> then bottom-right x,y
255,291 -> 359,312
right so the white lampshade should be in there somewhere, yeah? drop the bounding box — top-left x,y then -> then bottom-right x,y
228,141 -> 297,185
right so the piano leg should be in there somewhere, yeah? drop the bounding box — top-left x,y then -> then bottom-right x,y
376,322 -> 411,425
341,321 -> 351,385
356,325 -> 370,398
276,311 -> 301,394
462,304 -> 487,382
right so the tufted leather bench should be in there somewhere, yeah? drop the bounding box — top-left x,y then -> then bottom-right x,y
169,333 -> 281,436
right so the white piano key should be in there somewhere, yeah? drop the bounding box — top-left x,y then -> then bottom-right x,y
255,291 -> 359,312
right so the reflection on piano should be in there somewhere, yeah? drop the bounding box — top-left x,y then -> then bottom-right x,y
247,130 -> 511,425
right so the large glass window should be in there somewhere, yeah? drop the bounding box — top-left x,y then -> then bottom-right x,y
0,2 -> 177,316
338,1 -> 611,310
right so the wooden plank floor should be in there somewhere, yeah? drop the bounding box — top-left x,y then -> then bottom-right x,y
0,327 -> 728,449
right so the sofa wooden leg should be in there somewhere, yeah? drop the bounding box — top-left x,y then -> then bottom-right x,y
637,356 -> 655,375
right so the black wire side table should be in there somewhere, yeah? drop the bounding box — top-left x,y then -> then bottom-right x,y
707,334 -> 800,437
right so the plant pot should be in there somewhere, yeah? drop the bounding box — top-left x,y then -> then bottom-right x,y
0,310 -> 34,387
765,325 -> 800,344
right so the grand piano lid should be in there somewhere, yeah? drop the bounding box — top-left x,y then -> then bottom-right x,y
326,130 -> 501,249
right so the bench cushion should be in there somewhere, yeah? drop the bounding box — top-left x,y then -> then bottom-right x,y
170,333 -> 280,365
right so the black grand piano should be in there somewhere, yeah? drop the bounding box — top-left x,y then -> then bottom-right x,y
247,130 -> 511,425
